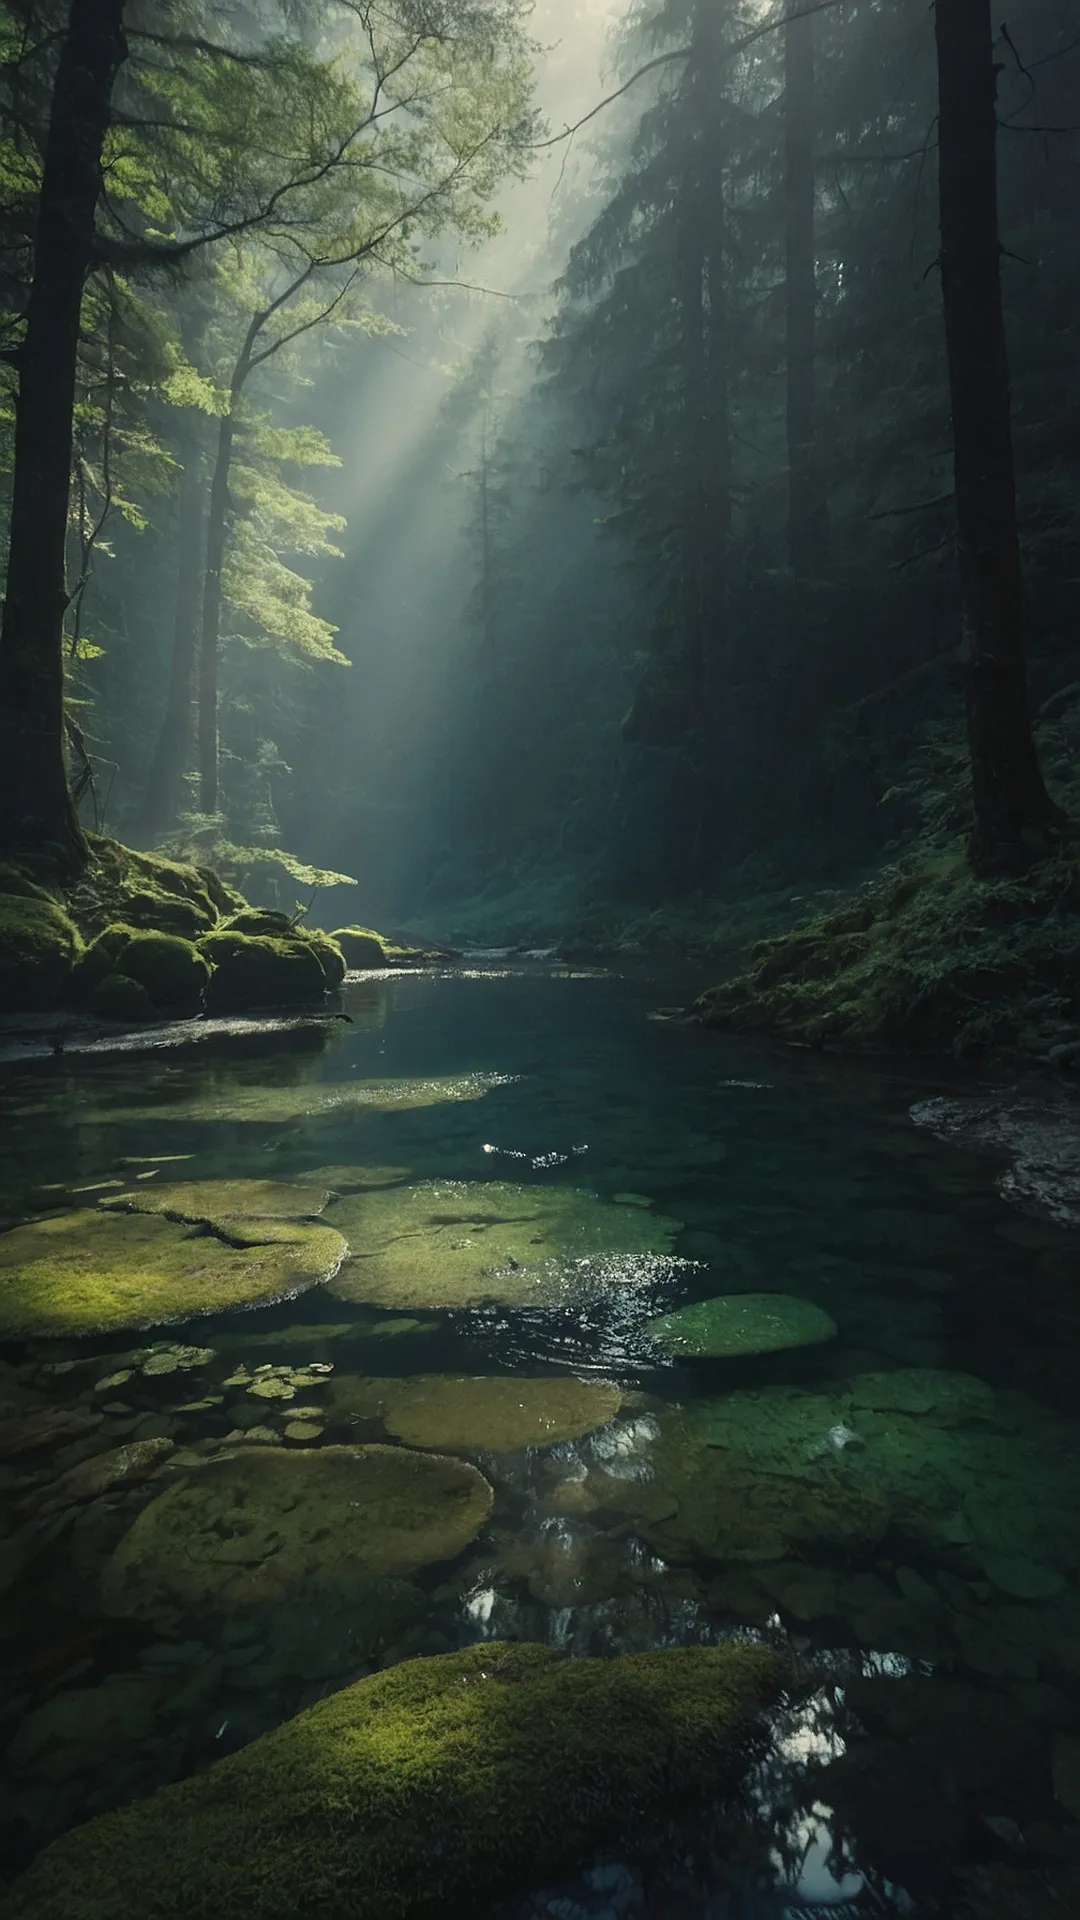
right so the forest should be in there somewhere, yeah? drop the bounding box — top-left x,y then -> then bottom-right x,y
1,1 -> 1080,1918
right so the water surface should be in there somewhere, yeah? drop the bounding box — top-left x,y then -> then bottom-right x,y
2,961 -> 1079,1917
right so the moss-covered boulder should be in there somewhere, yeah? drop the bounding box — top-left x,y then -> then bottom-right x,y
1,1640 -> 784,1920
112,930 -> 210,1010
86,973 -> 158,1023
327,1178 -> 684,1310
114,890 -> 214,939
0,1207 -> 347,1338
331,1373 -> 622,1453
332,925 -> 390,968
100,1443 -> 494,1615
647,1292 -> 839,1358
200,930 -> 329,1013
0,892 -> 82,1011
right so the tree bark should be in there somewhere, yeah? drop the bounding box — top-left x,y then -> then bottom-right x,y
784,0 -> 826,575
198,406 -> 237,816
0,0 -> 128,876
140,437 -> 205,840
934,0 -> 1063,865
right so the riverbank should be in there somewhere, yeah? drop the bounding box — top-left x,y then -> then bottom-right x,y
0,835 -> 438,1031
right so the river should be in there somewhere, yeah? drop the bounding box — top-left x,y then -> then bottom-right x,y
2,958 -> 1078,1916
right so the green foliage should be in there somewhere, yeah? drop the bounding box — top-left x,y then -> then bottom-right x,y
2,1641 -> 784,1920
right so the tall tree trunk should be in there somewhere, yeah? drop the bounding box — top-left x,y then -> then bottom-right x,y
678,193 -> 708,709
198,407 -> 237,816
934,0 -> 1063,865
140,438 -> 205,840
0,0 -> 127,876
784,0 -> 825,575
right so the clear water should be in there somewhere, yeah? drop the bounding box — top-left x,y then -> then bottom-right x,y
2,961 -> 1079,1917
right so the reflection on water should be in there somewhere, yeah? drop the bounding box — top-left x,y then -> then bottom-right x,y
2,961 -> 1080,1914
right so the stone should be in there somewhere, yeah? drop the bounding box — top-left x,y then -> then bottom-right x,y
330,1374 -> 621,1454
46,1438 -> 175,1505
100,1444 -> 495,1615
108,1072 -> 515,1128
849,1368 -> 996,1423
0,1208 -> 347,1338
102,1181 -> 330,1224
981,1554 -> 1068,1601
0,1642 -> 785,1920
647,1292 -> 838,1357
326,1179 -> 684,1311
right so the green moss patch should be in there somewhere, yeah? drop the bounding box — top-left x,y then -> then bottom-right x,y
108,1073 -> 515,1128
101,1179 -> 331,1224
0,1208 -> 347,1339
647,1292 -> 838,1358
326,1178 -> 683,1310
199,931 -> 329,1012
331,1373 -> 622,1452
331,925 -> 390,968
2,1640 -> 784,1920
100,1443 -> 494,1616
0,892 -> 82,1011
697,846 -> 1080,1060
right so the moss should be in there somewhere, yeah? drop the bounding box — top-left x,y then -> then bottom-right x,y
102,1178 -> 331,1223
113,890 -> 213,939
223,907 -> 296,936
326,1178 -> 684,1311
0,892 -> 82,1011
112,931 -> 209,1010
647,1292 -> 838,1358
303,928 -> 347,988
108,1073 -> 513,1128
0,1207 -> 347,1338
1,1640 -> 784,1920
697,844 -> 1080,1061
331,1373 -> 622,1452
200,931 -> 329,1012
101,1443 -> 494,1616
73,840 -> 220,941
0,862 -> 53,901
332,925 -> 390,968
87,973 -> 158,1023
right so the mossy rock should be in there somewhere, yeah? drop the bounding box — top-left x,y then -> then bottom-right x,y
0,863 -> 53,901
0,1208 -> 347,1339
87,973 -> 158,1023
108,1074 -> 512,1129
223,908 -> 296,936
114,890 -> 215,938
326,1179 -> 684,1311
303,929 -> 347,988
0,892 -> 82,1011
113,931 -> 210,1010
100,1443 -> 494,1615
1,1640 -> 784,1920
332,925 -> 390,968
331,1373 -> 622,1452
101,1179 -> 331,1224
200,931 -> 329,1013
647,1292 -> 839,1358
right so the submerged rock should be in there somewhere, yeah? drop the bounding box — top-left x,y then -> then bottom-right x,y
1,1641 -> 784,1920
100,1443 -> 494,1615
326,1178 -> 682,1311
0,1208 -> 347,1338
647,1292 -> 838,1357
330,1373 -> 622,1453
101,1178 -> 331,1223
108,1071 -> 515,1128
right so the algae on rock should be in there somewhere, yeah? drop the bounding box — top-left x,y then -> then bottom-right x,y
1,1640 -> 784,1920
108,1072 -> 515,1129
331,1373 -> 622,1452
327,1178 -> 684,1310
647,1292 -> 838,1358
101,1179 -> 331,1224
0,1209 -> 347,1338
100,1443 -> 494,1615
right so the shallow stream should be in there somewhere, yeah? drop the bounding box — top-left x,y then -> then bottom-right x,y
3,960 -> 1080,1917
